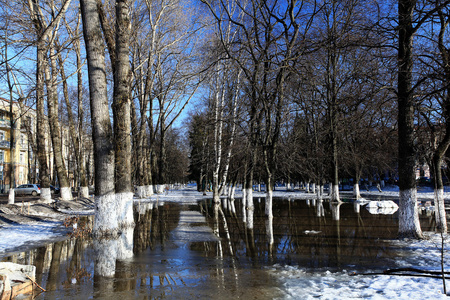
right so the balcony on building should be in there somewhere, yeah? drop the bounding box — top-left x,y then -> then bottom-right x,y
0,140 -> 11,149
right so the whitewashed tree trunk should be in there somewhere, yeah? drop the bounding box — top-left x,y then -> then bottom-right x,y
79,186 -> 89,199
93,194 -> 119,235
116,192 -> 134,229
329,182 -> 333,196
146,185 -> 154,196
311,183 -> 316,195
156,184 -> 165,194
94,238 -> 117,277
330,184 -> 341,202
331,203 -> 341,221
245,187 -> 253,211
247,195 -> 254,230
353,183 -> 361,199
8,189 -> 14,204
40,188 -> 52,203
354,202 -> 360,214
135,186 -> 146,198
265,189 -> 273,220
317,199 -> 324,217
398,189 -> 422,238
305,182 -> 310,193
242,187 -> 247,223
316,185 -> 322,200
60,187 -> 72,201
81,0 -> 116,236
116,227 -> 134,260
266,217 -> 274,255
435,188 -> 447,232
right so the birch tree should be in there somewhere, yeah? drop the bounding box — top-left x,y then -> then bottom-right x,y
202,0 -> 312,222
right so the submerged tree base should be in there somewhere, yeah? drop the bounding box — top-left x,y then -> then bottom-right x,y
93,193 -> 119,237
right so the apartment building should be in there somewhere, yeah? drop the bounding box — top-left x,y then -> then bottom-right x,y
0,97 -> 35,192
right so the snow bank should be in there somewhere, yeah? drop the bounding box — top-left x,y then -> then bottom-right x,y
366,200 -> 399,215
0,222 -> 66,255
271,232 -> 450,299
271,266 -> 448,299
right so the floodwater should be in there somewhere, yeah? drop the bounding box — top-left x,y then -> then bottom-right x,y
1,197 -> 438,299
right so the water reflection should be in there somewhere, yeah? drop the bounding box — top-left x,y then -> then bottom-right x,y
0,197 -> 439,299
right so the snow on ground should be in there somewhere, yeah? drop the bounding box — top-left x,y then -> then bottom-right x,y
271,233 -> 450,299
0,221 -> 67,255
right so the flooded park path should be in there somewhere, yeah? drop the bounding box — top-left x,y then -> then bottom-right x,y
0,195 -> 443,299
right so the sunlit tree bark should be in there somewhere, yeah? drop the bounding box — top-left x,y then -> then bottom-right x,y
113,0 -> 134,230
397,0 -> 422,238
80,0 -> 117,235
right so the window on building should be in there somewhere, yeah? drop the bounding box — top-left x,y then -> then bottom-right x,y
0,151 -> 4,162
20,134 -> 25,147
0,131 -> 4,141
20,153 -> 24,163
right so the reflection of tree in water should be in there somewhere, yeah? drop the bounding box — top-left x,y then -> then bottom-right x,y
133,201 -> 181,253
200,198 -> 422,270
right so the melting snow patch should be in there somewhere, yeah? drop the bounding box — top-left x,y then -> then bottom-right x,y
270,265 -> 448,299
304,230 -> 321,235
366,200 -> 399,215
0,222 -> 65,255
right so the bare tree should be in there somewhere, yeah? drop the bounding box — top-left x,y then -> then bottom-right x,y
25,0 -> 73,203
80,0 -> 117,235
113,0 -> 134,229
62,10 -> 90,198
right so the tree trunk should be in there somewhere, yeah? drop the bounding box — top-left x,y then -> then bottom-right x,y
80,0 -> 117,236
113,0 -> 134,230
47,45 -> 72,200
433,156 -> 447,232
397,0 -> 422,238
5,45 -> 15,204
36,41 -> 52,203
353,172 -> 361,199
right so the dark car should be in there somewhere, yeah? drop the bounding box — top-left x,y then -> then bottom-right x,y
36,184 -> 61,194
50,185 -> 60,194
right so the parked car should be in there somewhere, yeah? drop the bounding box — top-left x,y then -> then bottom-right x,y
15,184 -> 41,196
50,185 -> 60,194
36,184 -> 60,194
